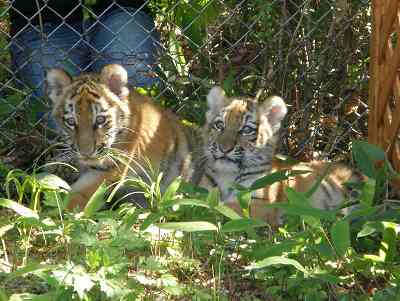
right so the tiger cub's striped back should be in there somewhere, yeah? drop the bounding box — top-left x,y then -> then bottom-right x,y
200,86 -> 360,227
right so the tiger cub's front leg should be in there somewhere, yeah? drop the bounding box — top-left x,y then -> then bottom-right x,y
67,170 -> 109,210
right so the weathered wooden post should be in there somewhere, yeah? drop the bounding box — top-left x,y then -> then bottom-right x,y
368,0 -> 400,177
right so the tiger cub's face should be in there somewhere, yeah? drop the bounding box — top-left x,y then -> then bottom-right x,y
45,64 -> 131,168
204,87 -> 287,172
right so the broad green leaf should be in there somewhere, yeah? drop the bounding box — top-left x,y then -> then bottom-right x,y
206,188 -> 220,207
250,170 -> 290,190
236,190 -> 252,211
380,222 -> 398,262
246,256 -> 308,275
312,270 -> 341,285
214,203 -> 242,220
155,221 -> 218,232
359,178 -> 375,207
0,288 -> 7,301
221,218 -> 267,232
35,172 -> 71,191
0,199 -> 39,219
285,187 -> 324,226
266,202 -> 336,221
82,182 -> 107,218
331,220 -> 351,257
161,177 -> 181,203
164,198 -> 210,209
251,238 -> 305,260
357,221 -> 384,238
344,206 -> 378,222
352,140 -> 385,178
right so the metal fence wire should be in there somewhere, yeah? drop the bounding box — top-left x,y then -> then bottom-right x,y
0,0 -> 371,168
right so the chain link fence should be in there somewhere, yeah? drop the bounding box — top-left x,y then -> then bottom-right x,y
0,0 -> 371,168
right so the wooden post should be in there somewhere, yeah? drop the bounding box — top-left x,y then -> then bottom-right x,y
369,0 -> 400,186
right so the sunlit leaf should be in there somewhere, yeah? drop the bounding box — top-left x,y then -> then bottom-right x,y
246,256 -> 308,275
35,172 -> 71,191
161,177 -> 181,203
214,203 -> 242,220
155,221 -> 218,232
0,199 -> 39,219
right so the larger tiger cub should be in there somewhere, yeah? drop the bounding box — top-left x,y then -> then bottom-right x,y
201,86 -> 359,227
46,64 -> 200,210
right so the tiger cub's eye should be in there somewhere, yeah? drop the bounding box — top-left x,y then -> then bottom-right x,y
65,117 -> 75,127
213,120 -> 224,131
95,115 -> 107,126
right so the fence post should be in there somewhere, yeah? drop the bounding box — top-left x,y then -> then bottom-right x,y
368,0 -> 400,179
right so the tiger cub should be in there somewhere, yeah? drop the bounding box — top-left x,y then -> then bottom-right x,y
46,64 -> 200,210
200,86 -> 359,227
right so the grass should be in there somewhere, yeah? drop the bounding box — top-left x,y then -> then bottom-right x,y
0,141 -> 400,300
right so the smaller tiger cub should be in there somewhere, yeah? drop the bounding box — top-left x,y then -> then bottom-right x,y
200,86 -> 359,227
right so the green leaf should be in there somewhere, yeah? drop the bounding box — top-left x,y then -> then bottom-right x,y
357,221 -> 384,238
164,198 -> 210,209
140,212 -> 163,231
266,202 -> 336,221
251,238 -> 305,260
246,256 -> 308,275
250,170 -> 290,191
236,190 -> 252,211
35,172 -> 71,191
161,177 -> 181,203
0,199 -> 39,219
380,222 -> 398,262
359,178 -> 375,207
0,288 -> 7,301
155,221 -> 218,232
344,206 -> 378,222
331,220 -> 351,257
221,218 -> 267,232
82,182 -> 107,218
206,188 -> 220,207
285,187 -> 325,226
352,140 -> 385,178
5,263 -> 55,282
214,203 -> 242,220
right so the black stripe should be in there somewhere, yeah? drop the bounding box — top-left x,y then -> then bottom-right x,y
320,182 -> 333,201
236,170 -> 266,182
205,173 -> 218,187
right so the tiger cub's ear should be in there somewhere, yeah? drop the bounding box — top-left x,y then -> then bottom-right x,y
45,68 -> 72,104
206,86 -> 227,122
258,95 -> 287,129
100,64 -> 129,99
